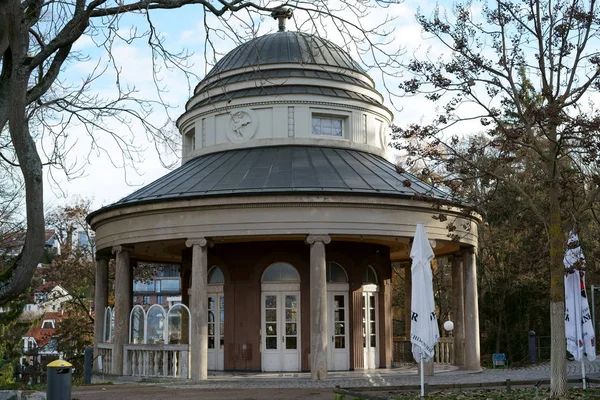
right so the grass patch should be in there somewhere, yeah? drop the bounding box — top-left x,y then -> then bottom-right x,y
388,388 -> 595,399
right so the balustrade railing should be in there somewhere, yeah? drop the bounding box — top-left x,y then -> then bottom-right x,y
124,344 -> 190,379
434,338 -> 454,365
393,337 -> 456,366
97,343 -> 113,374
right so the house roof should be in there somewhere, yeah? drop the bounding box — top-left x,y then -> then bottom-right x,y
88,146 -> 453,219
24,311 -> 64,349
0,229 -> 57,249
34,281 -> 59,293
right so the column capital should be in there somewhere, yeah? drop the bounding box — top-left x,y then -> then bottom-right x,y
461,246 -> 476,255
95,253 -> 111,262
111,245 -> 133,256
306,234 -> 331,245
185,237 -> 213,248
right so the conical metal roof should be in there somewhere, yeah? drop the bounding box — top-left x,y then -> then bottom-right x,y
88,146 -> 452,220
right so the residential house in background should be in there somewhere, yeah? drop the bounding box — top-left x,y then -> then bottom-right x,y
74,229 -> 96,255
133,265 -> 181,307
0,229 -> 61,260
21,283 -> 72,318
19,311 -> 65,381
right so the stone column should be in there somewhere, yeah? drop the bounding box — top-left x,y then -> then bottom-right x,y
112,245 -> 132,376
186,238 -> 210,381
180,260 -> 191,346
463,248 -> 481,370
351,287 -> 364,369
380,278 -> 393,368
93,256 -> 109,371
451,254 -> 466,367
404,262 -> 412,338
306,234 -> 330,380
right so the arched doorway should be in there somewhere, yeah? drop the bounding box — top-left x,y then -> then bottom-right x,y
326,262 -> 349,371
261,262 -> 301,372
207,266 -> 224,370
362,265 -> 379,369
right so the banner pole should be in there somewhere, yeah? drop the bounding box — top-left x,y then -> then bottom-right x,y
420,355 -> 425,397
581,358 -> 586,390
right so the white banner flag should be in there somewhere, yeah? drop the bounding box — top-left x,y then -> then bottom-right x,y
564,232 -> 596,362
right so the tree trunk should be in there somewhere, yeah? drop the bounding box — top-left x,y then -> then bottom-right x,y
548,175 -> 567,397
0,0 -> 45,305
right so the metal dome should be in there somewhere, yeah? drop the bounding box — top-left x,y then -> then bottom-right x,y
203,31 -> 366,80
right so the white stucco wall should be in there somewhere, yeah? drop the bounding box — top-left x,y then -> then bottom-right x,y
177,64 -> 393,163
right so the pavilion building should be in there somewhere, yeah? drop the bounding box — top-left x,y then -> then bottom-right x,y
88,22 -> 481,381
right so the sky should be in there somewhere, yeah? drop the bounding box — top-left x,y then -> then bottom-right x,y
43,0 -> 443,213
39,0 -> 600,214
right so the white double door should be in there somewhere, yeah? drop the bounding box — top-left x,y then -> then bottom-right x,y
207,293 -> 224,370
261,292 -> 300,372
328,292 -> 349,371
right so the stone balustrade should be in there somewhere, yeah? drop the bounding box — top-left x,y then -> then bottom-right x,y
97,343 -> 114,374
434,338 -> 455,365
123,344 -> 190,379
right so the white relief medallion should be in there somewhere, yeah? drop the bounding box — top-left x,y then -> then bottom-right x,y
227,109 -> 258,142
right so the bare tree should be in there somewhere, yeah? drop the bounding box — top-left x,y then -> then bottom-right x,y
0,0 -> 404,305
392,0 -> 600,396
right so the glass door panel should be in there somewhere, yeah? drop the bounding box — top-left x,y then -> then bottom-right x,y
264,295 -> 278,350
208,296 -> 216,349
219,296 -> 225,350
284,295 -> 298,350
333,295 -> 345,348
208,294 -> 224,370
328,292 -> 349,370
362,292 -> 378,369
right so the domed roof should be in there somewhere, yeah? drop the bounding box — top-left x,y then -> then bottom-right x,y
203,31 -> 366,80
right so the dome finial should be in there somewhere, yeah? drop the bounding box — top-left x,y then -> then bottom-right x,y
271,7 -> 293,32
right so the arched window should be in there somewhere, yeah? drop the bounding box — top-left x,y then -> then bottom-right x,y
129,305 -> 146,344
326,262 -> 348,283
365,265 -> 378,284
208,266 -> 224,284
262,262 -> 300,282
167,304 -> 190,345
146,304 -> 166,344
104,306 -> 113,343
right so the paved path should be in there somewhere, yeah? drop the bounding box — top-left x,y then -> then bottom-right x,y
168,358 -> 600,389
72,359 -> 600,399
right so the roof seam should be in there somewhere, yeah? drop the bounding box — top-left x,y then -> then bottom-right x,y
320,147 -> 350,189
344,148 -> 398,192
332,147 -> 372,190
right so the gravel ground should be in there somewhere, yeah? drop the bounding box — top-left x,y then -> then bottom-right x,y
71,359 -> 600,400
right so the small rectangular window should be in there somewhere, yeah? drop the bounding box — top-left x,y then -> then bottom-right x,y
312,117 -> 343,137
185,128 -> 196,153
